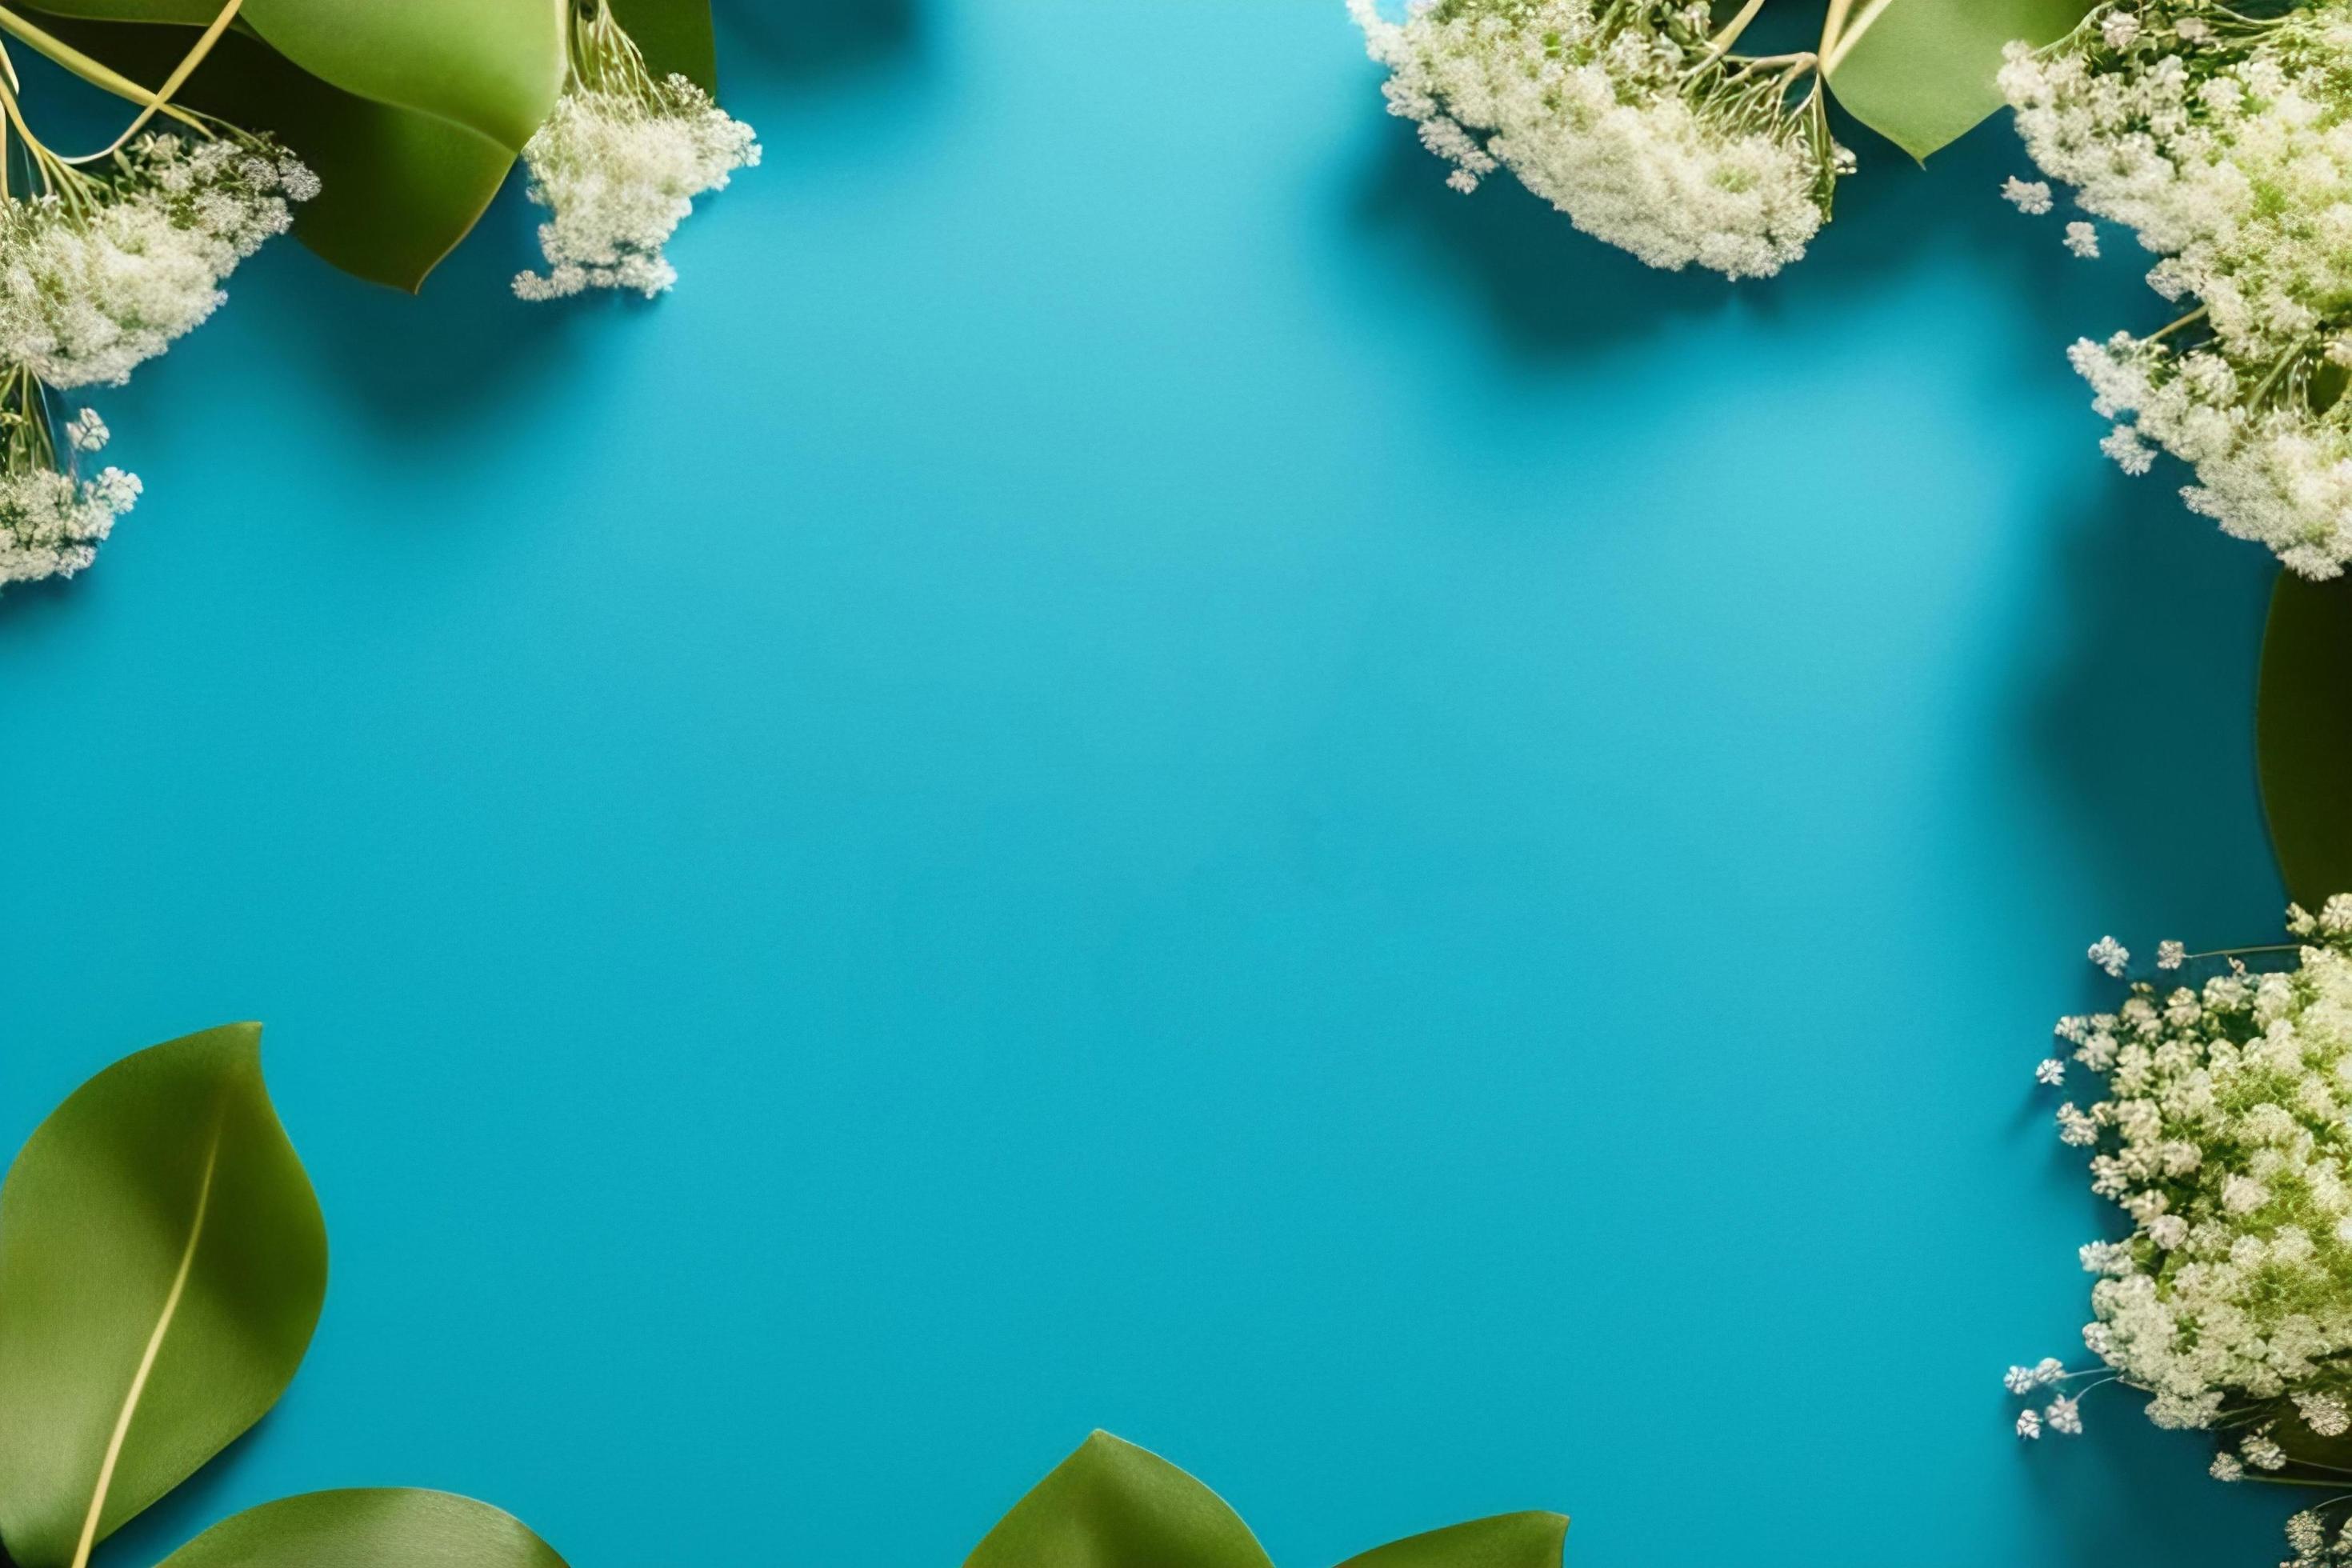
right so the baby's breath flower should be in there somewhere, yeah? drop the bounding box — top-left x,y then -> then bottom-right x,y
1346,0 -> 1843,279
2005,4 -> 2352,575
2089,935 -> 2130,977
64,407 -> 106,453
514,0 -> 760,301
2158,940 -> 2187,970
2030,905 -> 2352,1554
0,133 -> 310,390
2002,176 -> 2054,215
0,373 -> 135,589
2298,1389 -> 2352,1438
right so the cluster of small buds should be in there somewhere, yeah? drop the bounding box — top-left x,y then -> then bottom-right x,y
1346,0 -> 1849,279
0,134 -> 314,390
0,457 -> 139,587
514,0 -> 760,301
2280,1506 -> 2352,1568
2023,899 -> 2352,1566
1999,2 -> 2352,577
2006,1358 -> 2089,1440
0,371 -> 137,588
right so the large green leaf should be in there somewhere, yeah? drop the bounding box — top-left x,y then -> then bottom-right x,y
1335,1514 -> 1570,1568
235,0 -> 563,153
610,0 -> 715,94
965,1433 -> 1275,1568
1827,0 -> 2097,160
38,18 -> 514,291
0,1024 -> 327,1568
155,1489 -> 569,1568
14,0 -> 217,23
2259,571 -> 2352,910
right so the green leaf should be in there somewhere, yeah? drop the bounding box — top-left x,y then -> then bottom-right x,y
965,1433 -> 1275,1568
236,0 -> 564,153
36,18 -> 514,291
14,0 -> 218,23
610,0 -> 715,94
0,1024 -> 327,1568
1335,1514 -> 1570,1568
2259,571 -> 2352,910
1827,0 -> 2097,161
155,1488 -> 570,1568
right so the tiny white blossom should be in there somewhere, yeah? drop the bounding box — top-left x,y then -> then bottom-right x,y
2089,936 -> 2130,977
2064,220 -> 2102,259
64,408 -> 107,453
2003,176 -> 2054,215
2245,1431 -> 2288,1470
2297,1390 -> 2351,1438
2211,1450 -> 2244,1481
2101,423 -> 2156,475
2158,940 -> 2186,970
2046,1394 -> 2083,1434
2101,10 -> 2141,49
2016,1408 -> 2042,1439
2037,1058 -> 2066,1087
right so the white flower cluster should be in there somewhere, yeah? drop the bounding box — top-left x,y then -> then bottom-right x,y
0,134 -> 314,390
2017,901 -> 2352,1565
1346,0 -> 1848,279
2002,3 -> 2352,577
0,396 -> 138,589
514,3 -> 760,301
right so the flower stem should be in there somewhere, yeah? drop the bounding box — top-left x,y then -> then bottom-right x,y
66,0 -> 239,162
1710,0 -> 1769,54
0,4 -> 207,134
1822,0 -> 1895,74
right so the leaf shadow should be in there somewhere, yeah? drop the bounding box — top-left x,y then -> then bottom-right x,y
2020,470 -> 2286,941
1339,90 -> 2099,363
232,180 -> 598,441
98,1415 -> 272,1568
1344,122 -> 1737,359
713,0 -> 923,84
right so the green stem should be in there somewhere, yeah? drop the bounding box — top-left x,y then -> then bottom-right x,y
1710,0 -> 1768,54
1822,0 -> 1894,73
66,0 -> 238,162
0,4 -> 206,132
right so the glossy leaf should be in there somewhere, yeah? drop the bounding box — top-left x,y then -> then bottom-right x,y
610,0 -> 716,94
0,1024 -> 327,1568
155,1488 -> 570,1568
15,0 -> 217,23
39,18 -> 514,290
2259,571 -> 2352,910
1828,0 -> 2097,161
966,1432 -> 1274,1568
236,0 -> 565,153
1335,1513 -> 1570,1568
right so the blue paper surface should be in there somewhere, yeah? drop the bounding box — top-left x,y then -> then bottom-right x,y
0,3 -> 2298,1562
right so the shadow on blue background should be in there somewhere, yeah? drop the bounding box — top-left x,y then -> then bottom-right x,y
0,5 -> 2302,1566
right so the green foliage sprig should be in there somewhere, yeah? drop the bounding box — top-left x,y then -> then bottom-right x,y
0,1027 -> 1564,1568
0,1024 -> 565,1568
966,1432 -> 1566,1568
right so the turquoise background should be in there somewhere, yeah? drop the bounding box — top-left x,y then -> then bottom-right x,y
0,3 -> 2305,1563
